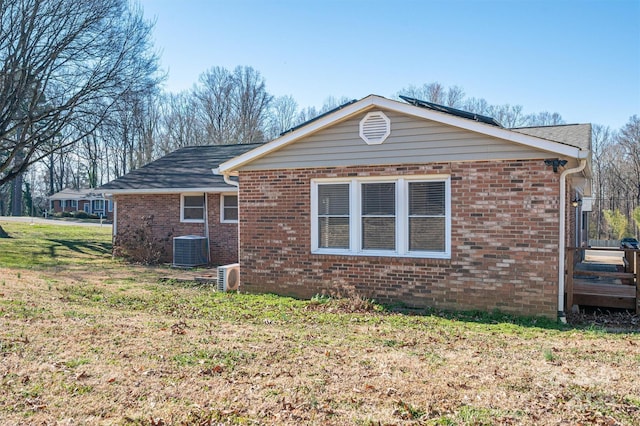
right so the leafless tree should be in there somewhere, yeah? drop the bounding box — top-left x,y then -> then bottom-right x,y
267,95 -> 299,139
525,111 -> 565,126
232,66 -> 272,144
396,82 -> 464,107
591,124 -> 615,238
0,0 -> 161,188
157,92 -> 203,153
617,116 -> 640,205
194,66 -> 235,145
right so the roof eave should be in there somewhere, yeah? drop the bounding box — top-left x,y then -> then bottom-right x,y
218,95 -> 589,174
103,186 -> 237,196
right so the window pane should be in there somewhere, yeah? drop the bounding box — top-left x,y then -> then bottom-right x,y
224,207 -> 238,221
318,184 -> 349,215
184,207 -> 204,220
224,195 -> 238,207
409,217 -> 445,251
362,217 -> 395,250
409,182 -> 445,215
184,195 -> 204,207
362,183 -> 395,215
319,217 -> 350,248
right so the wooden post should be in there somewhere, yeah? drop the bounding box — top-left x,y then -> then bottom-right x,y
625,250 -> 633,273
566,249 -> 574,311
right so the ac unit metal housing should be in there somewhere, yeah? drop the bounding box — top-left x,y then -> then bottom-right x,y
217,263 -> 240,291
173,235 -> 208,267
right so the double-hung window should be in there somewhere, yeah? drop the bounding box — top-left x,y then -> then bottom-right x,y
311,176 -> 450,258
221,194 -> 239,223
317,184 -> 350,249
181,194 -> 205,222
92,199 -> 105,212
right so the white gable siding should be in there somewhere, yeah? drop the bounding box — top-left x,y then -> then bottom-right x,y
240,109 -> 556,171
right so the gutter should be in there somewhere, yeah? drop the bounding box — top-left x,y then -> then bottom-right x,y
213,168 -> 239,188
558,159 -> 587,323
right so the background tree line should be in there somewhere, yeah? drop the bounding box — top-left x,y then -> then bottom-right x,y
1,0 -> 638,243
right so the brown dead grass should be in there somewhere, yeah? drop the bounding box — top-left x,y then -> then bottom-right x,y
1,262 -> 640,425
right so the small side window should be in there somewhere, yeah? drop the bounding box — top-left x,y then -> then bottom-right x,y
181,194 -> 205,222
221,194 -> 238,223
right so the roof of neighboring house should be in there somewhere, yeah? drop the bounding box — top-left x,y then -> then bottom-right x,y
100,143 -> 262,194
218,95 -> 590,175
511,124 -> 592,150
49,188 -> 105,200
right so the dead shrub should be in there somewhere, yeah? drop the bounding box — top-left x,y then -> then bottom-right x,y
113,215 -> 171,264
307,284 -> 380,313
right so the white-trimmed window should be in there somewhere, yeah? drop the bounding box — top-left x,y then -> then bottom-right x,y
108,200 -> 113,212
181,194 -> 205,222
70,200 -> 78,209
221,194 -> 238,223
311,176 -> 450,258
92,199 -> 105,212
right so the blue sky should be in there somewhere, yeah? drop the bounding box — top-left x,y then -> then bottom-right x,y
138,0 -> 639,130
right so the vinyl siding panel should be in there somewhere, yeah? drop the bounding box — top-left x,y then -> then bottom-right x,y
241,109 -> 554,170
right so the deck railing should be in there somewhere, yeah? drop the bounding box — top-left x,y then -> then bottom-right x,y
565,247 -> 639,314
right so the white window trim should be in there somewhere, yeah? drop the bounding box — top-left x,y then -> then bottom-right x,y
311,175 -> 451,259
180,193 -> 205,223
220,193 -> 239,224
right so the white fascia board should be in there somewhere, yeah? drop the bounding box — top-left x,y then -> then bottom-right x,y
372,97 -> 588,159
218,95 -> 588,174
103,186 -> 237,196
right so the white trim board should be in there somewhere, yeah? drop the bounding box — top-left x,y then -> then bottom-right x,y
218,95 -> 589,175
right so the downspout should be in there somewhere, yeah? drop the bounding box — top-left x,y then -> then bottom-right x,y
223,174 -> 239,188
214,168 -> 241,265
204,192 -> 210,264
558,159 -> 587,323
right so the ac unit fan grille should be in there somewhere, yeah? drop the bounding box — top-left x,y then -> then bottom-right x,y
173,236 -> 208,267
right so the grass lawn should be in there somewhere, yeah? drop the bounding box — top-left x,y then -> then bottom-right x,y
1,221 -> 639,425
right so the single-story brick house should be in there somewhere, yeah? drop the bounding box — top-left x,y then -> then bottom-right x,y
48,188 -> 113,220
217,95 -> 591,319
99,144 -> 260,266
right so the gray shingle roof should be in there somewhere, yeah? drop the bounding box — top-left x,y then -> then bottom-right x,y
511,124 -> 592,150
49,188 -> 105,200
100,143 -> 262,192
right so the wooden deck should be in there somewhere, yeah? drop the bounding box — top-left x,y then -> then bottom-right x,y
572,279 -> 636,310
566,248 -> 639,313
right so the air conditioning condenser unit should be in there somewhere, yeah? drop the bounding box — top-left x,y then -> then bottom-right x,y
217,263 -> 240,291
173,235 -> 208,267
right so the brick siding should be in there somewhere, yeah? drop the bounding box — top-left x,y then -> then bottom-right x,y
114,193 -> 238,266
238,160 -> 563,319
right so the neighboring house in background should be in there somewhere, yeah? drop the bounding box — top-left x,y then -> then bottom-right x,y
217,95 -> 592,320
48,188 -> 113,220
99,144 -> 260,266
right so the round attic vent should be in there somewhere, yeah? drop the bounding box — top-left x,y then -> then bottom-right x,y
359,111 -> 391,145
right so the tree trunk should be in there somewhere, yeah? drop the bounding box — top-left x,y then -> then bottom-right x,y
11,172 -> 23,216
0,225 -> 9,238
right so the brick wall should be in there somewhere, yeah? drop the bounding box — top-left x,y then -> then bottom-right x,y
238,160 -> 562,319
114,193 -> 238,266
